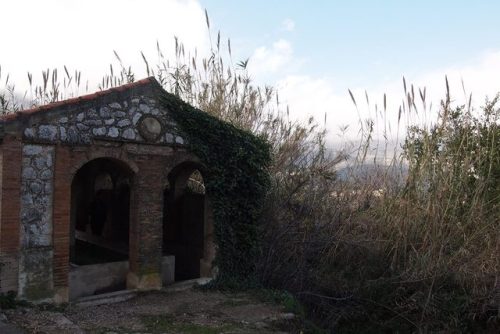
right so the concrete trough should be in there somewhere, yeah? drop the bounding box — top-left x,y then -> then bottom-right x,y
69,255 -> 175,300
69,261 -> 129,300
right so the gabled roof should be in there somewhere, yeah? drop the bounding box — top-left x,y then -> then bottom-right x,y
0,77 -> 190,146
0,77 -> 162,123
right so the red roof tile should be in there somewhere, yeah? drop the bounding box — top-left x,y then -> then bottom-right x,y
0,77 -> 159,122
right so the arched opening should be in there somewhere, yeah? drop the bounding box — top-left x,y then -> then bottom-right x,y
69,158 -> 133,299
163,165 -> 208,282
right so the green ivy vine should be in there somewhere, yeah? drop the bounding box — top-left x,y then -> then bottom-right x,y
159,92 -> 271,287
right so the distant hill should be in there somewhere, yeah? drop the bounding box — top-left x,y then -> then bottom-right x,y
335,163 -> 407,186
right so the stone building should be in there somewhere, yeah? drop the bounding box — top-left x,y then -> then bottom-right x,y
0,77 -> 215,302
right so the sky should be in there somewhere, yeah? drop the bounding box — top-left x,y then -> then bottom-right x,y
1,0 -> 500,143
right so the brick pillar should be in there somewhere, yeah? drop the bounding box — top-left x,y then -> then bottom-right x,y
200,197 -> 215,278
0,136 -> 22,294
52,146 -> 71,302
127,158 -> 164,290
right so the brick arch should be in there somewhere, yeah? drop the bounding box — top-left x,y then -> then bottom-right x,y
167,160 -> 207,198
52,148 -> 139,302
69,151 -> 139,180
67,155 -> 136,300
163,159 -> 215,280
160,153 -> 204,190
161,157 -> 206,201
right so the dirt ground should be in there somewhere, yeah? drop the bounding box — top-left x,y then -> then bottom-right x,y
3,288 -> 297,334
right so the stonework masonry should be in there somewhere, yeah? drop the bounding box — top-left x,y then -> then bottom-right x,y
19,144 -> 55,299
0,78 -> 215,302
22,94 -> 186,146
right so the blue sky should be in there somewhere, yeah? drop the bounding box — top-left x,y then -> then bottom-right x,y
201,1 -> 500,86
1,0 -> 499,142
199,1 -> 500,140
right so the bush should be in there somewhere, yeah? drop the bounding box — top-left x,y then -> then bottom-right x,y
256,86 -> 499,332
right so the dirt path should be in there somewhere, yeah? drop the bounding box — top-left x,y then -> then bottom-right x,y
4,288 -> 296,333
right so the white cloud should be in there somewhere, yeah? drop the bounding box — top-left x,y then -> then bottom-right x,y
277,75 -> 359,140
248,39 -> 294,78
275,50 -> 500,144
0,0 -> 208,93
281,18 -> 295,32
412,50 -> 500,107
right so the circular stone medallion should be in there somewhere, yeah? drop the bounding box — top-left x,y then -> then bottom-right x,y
138,115 -> 164,142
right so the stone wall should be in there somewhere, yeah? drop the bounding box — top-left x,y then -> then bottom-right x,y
18,144 -> 55,299
22,96 -> 186,146
20,145 -> 54,248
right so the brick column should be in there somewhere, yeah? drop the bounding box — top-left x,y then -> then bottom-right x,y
127,157 -> 164,290
0,136 -> 22,294
52,146 -> 72,302
200,197 -> 215,277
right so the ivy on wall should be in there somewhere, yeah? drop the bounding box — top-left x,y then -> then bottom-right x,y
160,92 -> 271,286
